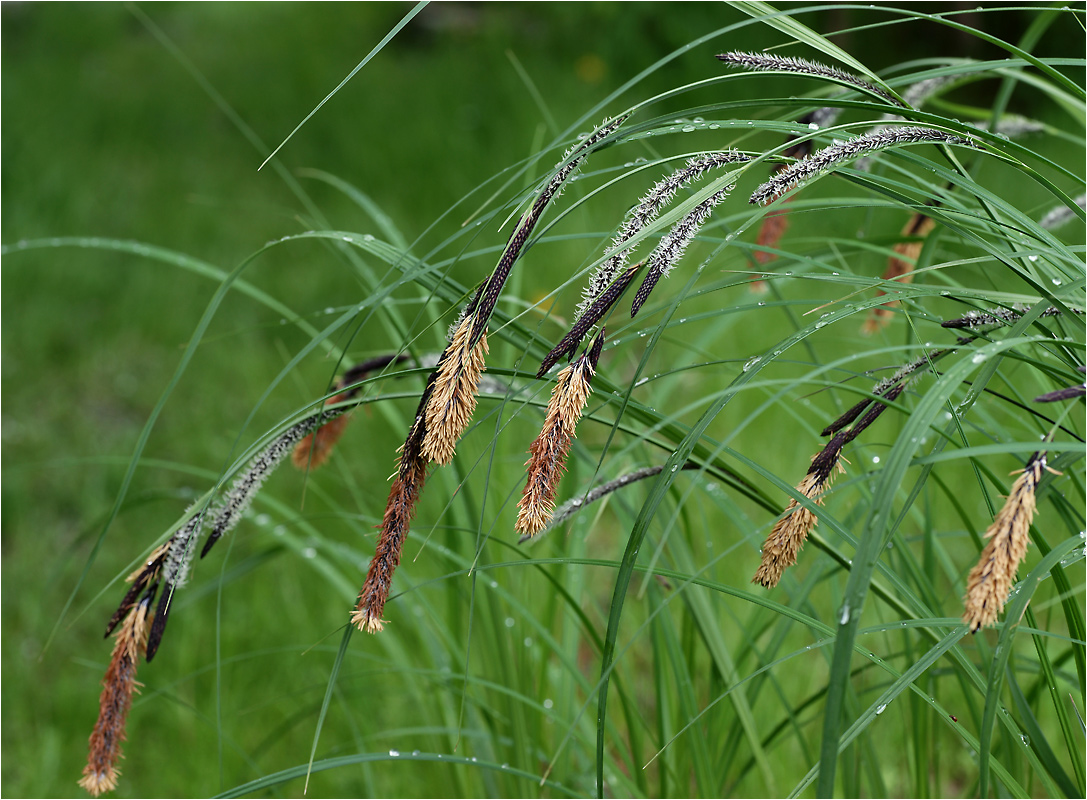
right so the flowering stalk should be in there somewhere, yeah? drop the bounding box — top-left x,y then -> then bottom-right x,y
422,113 -> 629,464
630,182 -> 736,317
716,51 -> 903,107
962,453 -> 1052,632
753,434 -> 847,588
538,263 -> 640,377
750,127 -> 975,206
940,304 -> 1066,330
755,381 -> 907,587
751,109 -> 840,289
352,385 -> 434,633
580,150 -> 748,320
421,314 -> 490,465
1034,366 -> 1086,402
200,408 -> 348,559
516,332 -> 604,537
79,595 -> 153,797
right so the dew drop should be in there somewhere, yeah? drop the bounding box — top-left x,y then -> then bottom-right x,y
634,376 -> 648,387
389,749 -> 400,757
839,603 -> 851,625
872,456 -> 880,464
412,750 -> 421,756
971,353 -> 987,364
543,698 -> 554,709
808,122 -> 820,130
1027,254 -> 1038,262
742,356 -> 760,372
1051,277 -> 1062,286
1020,735 -> 1030,747
875,703 -> 887,715
505,617 -> 515,628
324,307 -> 336,315
302,547 -> 316,559
523,637 -> 533,647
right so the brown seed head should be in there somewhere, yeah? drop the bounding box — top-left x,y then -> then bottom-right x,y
863,214 -> 936,333
79,598 -> 153,797
352,447 -> 428,633
422,317 -> 489,465
516,357 -> 595,537
753,450 -> 845,588
963,455 -> 1047,632
292,393 -> 353,470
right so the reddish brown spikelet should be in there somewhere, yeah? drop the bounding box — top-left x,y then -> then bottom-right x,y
351,438 -> 428,634
422,317 -> 489,465
753,438 -> 845,588
863,214 -> 936,333
292,394 -> 352,470
79,598 -> 152,797
754,199 -> 792,265
516,358 -> 595,537
963,455 -> 1048,632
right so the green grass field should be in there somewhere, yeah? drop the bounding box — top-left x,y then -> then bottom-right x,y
3,3 -> 1084,798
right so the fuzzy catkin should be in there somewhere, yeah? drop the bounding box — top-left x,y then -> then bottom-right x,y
962,454 -> 1049,632
421,315 -> 489,465
79,597 -> 153,797
579,150 -> 747,321
517,350 -> 597,537
630,183 -> 735,316
750,127 -> 974,206
716,51 -> 903,107
200,409 -> 344,559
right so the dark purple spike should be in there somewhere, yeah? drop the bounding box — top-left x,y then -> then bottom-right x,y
145,583 -> 172,662
630,261 -> 663,318
538,264 -> 639,378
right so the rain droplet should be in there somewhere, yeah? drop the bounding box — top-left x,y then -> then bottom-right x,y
875,703 -> 887,715
634,376 -> 648,387
872,456 -> 880,464
543,698 -> 554,709
971,353 -> 987,364
302,547 -> 316,559
389,749 -> 400,757
839,604 -> 851,625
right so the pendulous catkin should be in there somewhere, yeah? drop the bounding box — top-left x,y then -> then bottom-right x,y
962,453 -> 1051,632
517,335 -> 603,537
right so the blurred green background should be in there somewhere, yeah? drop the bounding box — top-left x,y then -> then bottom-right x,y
3,3 -> 1081,797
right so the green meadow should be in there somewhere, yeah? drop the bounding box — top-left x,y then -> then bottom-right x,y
3,3 -> 1083,797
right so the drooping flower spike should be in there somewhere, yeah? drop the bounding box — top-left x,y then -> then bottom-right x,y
716,51 -> 903,107
517,331 -> 605,538
750,127 -> 975,206
962,453 -> 1057,632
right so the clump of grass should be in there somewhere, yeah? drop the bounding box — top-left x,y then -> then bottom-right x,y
57,7 -> 1084,798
